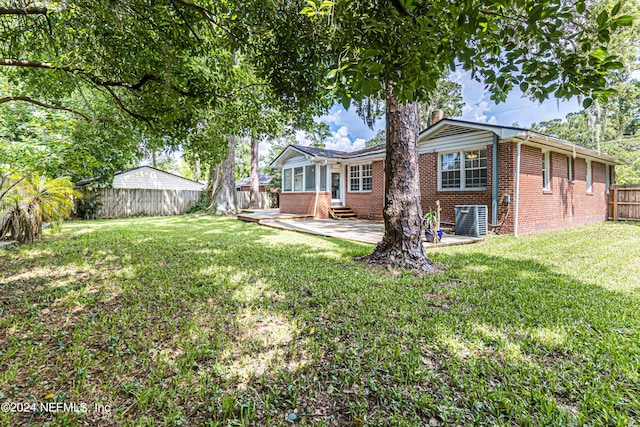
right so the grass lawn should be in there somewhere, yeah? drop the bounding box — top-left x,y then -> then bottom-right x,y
1,216 -> 639,426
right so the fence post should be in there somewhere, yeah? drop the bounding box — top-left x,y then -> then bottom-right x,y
612,187 -> 618,221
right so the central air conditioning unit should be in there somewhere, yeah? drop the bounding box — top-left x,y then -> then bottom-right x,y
455,205 -> 488,237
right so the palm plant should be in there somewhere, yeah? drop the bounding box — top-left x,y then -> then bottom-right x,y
0,173 -> 77,243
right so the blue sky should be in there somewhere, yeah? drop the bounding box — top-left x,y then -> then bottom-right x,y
309,70 -> 584,152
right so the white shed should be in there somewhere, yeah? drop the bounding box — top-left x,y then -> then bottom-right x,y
112,166 -> 204,191
75,166 -> 204,218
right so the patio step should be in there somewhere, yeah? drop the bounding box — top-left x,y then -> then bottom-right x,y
330,206 -> 357,219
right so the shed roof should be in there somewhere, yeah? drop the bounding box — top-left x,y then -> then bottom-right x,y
75,165 -> 204,187
235,173 -> 272,188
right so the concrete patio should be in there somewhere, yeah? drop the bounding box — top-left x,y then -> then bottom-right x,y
238,209 -> 482,247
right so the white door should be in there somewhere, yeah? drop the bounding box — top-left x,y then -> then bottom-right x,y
331,172 -> 342,206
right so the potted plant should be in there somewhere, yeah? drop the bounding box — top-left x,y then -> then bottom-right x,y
423,209 -> 442,243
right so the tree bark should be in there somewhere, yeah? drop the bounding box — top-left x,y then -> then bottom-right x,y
248,136 -> 260,209
205,135 -> 237,215
361,86 -> 435,272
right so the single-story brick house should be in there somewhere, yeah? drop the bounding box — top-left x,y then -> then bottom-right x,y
270,119 -> 626,236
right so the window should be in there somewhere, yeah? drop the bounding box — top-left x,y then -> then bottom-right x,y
350,165 -> 360,192
441,152 -> 461,189
542,151 -> 550,190
464,149 -> 487,188
439,149 -> 487,190
586,160 -> 592,193
319,165 -> 327,191
283,169 -> 292,192
362,164 -> 372,191
567,156 -> 574,181
349,164 -> 373,192
293,167 -> 303,191
305,165 -> 316,191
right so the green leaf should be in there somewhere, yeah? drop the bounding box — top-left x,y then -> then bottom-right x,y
596,10 -> 608,27
615,15 -> 634,26
582,97 -> 593,109
340,96 -> 351,110
362,49 -> 379,59
519,82 -> 529,92
611,2 -> 621,16
366,62 -> 384,74
576,0 -> 586,13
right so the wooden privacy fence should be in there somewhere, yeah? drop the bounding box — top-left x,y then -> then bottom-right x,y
608,185 -> 640,221
91,188 -> 202,218
236,191 -> 278,210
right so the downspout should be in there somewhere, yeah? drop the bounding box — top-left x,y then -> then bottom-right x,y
313,159 -> 328,218
514,134 -> 530,237
491,133 -> 499,227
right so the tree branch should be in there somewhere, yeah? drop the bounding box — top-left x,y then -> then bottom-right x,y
0,58 -> 196,96
101,87 -> 153,124
389,0 -> 416,21
0,96 -> 91,121
0,7 -> 48,15
171,0 -> 240,41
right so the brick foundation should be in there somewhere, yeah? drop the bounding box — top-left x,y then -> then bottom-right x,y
279,192 -> 331,218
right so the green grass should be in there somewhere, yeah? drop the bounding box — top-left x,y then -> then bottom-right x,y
1,216 -> 639,426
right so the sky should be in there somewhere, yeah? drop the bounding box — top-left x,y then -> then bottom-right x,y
277,70 -> 585,154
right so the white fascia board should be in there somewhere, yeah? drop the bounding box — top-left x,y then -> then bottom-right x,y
519,133 -> 628,165
270,146 -> 315,168
418,120 -> 525,141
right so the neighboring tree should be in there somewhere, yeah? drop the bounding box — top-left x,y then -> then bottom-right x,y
362,76 -> 464,147
365,129 -> 386,148
417,79 -> 465,129
240,0 -> 633,271
306,122 -> 331,148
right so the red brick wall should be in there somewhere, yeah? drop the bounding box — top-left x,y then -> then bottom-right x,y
345,160 -> 385,219
418,147 -> 497,230
278,142 -> 611,234
516,146 -> 609,235
279,192 -> 332,218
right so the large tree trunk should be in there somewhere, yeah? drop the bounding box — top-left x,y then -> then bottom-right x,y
248,136 -> 260,209
205,135 -> 237,215
361,86 -> 435,272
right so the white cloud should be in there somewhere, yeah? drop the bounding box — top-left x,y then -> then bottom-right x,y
461,100 -> 497,124
293,125 -> 366,152
320,109 -> 346,126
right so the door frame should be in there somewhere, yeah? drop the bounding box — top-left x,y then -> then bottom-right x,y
331,169 -> 344,206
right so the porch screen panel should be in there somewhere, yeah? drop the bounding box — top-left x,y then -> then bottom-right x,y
305,165 -> 316,191
294,167 -> 303,191
440,152 -> 461,189
319,165 -> 327,191
283,169 -> 292,192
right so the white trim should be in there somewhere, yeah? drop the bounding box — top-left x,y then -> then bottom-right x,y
542,151 -> 551,191
347,163 -> 373,193
586,160 -> 593,193
567,155 -> 574,182
419,130 -> 495,154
